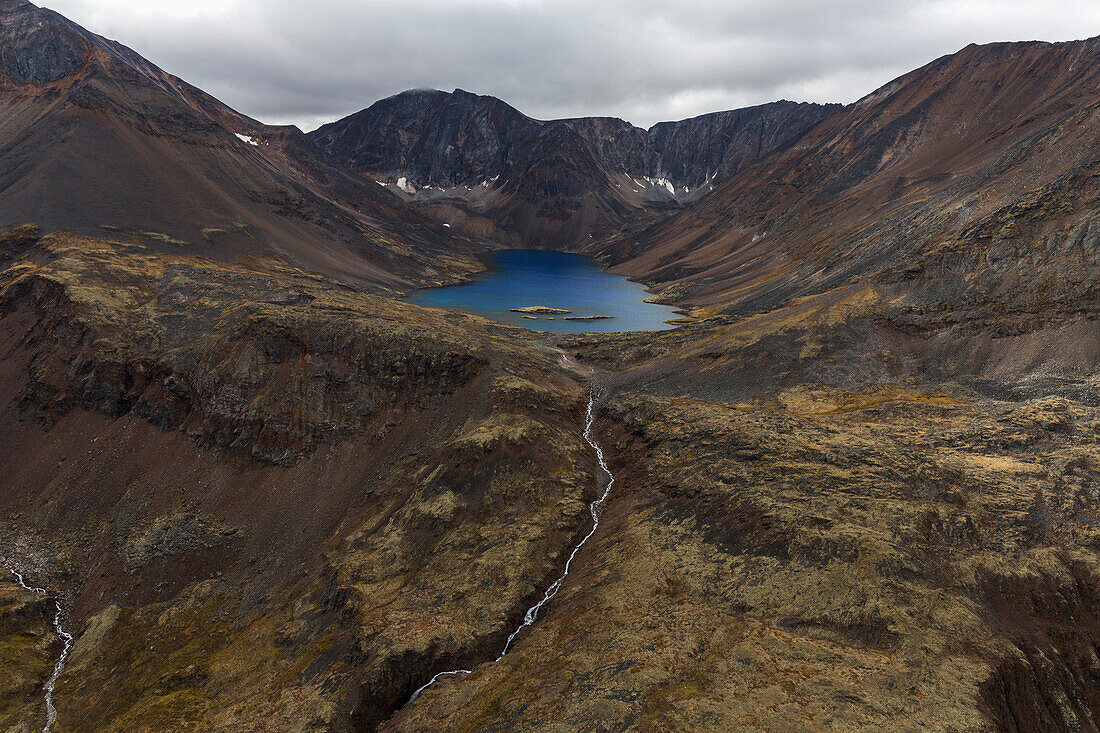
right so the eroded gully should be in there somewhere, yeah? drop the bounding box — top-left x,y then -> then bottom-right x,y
406,387 -> 614,704
9,568 -> 73,733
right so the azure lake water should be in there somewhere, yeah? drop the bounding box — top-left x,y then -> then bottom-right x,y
407,249 -> 679,332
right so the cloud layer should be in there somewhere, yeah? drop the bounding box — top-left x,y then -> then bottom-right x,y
46,0 -> 1100,130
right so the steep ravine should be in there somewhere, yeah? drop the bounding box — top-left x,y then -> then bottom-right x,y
392,389 -> 615,721
7,568 -> 72,732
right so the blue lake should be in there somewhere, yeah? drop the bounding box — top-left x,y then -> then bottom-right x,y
407,250 -> 680,332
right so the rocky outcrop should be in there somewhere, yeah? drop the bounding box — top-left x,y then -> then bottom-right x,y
309,89 -> 838,245
312,90 -> 836,196
312,89 -> 532,189
979,557 -> 1100,732
0,0 -> 87,85
0,232 -> 508,465
123,515 -> 239,572
646,101 -> 842,187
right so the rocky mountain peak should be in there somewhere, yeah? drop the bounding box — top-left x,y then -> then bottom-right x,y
309,89 -> 839,245
0,0 -> 91,84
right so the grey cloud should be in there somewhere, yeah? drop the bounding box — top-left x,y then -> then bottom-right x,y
45,0 -> 1100,129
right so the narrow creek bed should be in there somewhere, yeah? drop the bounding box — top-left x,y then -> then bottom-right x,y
405,388 -> 615,704
9,569 -> 73,733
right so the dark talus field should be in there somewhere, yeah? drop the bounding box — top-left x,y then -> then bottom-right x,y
1,0 -> 1099,730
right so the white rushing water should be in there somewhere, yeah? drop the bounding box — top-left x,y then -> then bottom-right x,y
408,392 -> 614,703
9,569 -> 73,733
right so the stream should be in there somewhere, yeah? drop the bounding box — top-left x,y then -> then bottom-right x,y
9,569 -> 73,733
407,390 -> 614,703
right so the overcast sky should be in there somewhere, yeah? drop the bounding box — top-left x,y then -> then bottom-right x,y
44,0 -> 1100,131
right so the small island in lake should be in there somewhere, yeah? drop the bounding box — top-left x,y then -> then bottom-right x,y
408,250 -> 679,332
509,306 -> 572,314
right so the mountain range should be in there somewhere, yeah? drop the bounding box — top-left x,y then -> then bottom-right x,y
310,90 -> 837,246
2,0 -> 1100,730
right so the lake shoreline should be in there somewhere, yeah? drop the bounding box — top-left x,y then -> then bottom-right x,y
406,249 -> 679,333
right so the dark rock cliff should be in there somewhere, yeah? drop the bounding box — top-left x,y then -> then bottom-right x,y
308,89 -> 839,245
646,101 -> 841,187
311,89 -> 837,194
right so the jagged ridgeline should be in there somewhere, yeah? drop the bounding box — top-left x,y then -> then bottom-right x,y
310,89 -> 838,247
2,0 -> 1100,730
